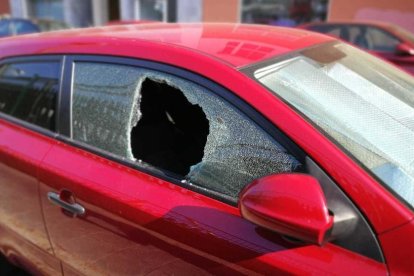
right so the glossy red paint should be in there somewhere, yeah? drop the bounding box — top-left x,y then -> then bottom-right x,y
0,23 -> 411,275
0,119 -> 60,275
299,21 -> 414,75
379,219 -> 414,275
37,140 -> 386,275
239,174 -> 333,245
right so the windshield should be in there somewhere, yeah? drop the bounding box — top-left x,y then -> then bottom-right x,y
252,42 -> 414,208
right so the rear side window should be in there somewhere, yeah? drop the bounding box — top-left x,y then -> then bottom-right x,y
72,61 -> 301,199
0,62 -> 60,131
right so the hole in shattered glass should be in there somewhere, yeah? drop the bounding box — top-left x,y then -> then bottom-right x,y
130,78 -> 210,175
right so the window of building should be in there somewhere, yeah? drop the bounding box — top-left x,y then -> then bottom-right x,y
241,0 -> 329,26
0,61 -> 60,131
29,0 -> 64,22
134,0 -> 168,22
72,61 -> 301,199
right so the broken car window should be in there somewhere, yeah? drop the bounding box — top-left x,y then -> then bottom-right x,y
72,62 -> 142,159
132,75 -> 300,198
72,62 -> 300,199
130,78 -> 209,176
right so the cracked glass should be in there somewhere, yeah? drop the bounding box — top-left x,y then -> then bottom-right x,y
72,62 -> 300,199
73,62 -> 142,159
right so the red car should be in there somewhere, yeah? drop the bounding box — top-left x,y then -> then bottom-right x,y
299,21 -> 414,75
0,23 -> 413,275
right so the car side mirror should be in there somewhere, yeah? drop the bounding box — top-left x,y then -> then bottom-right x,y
395,42 -> 414,56
239,174 -> 333,245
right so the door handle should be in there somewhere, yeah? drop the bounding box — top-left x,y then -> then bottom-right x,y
47,191 -> 85,216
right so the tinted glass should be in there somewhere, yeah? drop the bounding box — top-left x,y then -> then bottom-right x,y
72,62 -> 300,199
0,62 -> 60,131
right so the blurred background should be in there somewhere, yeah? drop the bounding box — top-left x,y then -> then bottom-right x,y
0,0 -> 412,32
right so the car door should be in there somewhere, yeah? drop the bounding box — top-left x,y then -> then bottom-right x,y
38,56 -> 387,275
0,57 -> 62,275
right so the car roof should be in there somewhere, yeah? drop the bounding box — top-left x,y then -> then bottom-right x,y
0,23 -> 333,68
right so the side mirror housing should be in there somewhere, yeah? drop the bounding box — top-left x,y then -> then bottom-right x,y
395,42 -> 414,56
239,174 -> 333,245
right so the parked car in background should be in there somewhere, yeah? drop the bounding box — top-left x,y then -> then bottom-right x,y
0,18 -> 40,37
0,23 -> 413,275
299,21 -> 414,74
0,17 -> 69,38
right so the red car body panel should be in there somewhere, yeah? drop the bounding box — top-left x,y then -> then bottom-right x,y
379,219 -> 414,274
37,140 -> 386,275
0,23 -> 412,274
0,120 -> 61,275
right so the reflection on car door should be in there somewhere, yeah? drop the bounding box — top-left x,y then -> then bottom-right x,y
38,142 -> 388,275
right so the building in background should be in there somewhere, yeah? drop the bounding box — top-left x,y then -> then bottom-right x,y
9,0 -> 91,27
200,0 -> 327,25
7,0 -> 327,27
8,0 -> 203,27
0,1 -> 10,16
5,0 -> 414,33
240,0 -> 327,26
